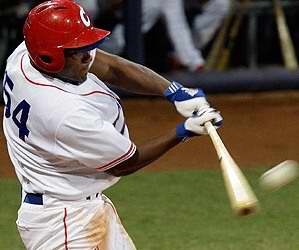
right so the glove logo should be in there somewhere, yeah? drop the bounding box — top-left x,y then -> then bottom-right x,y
80,7 -> 91,27
181,88 -> 198,97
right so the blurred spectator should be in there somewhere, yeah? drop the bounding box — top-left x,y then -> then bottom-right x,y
185,0 -> 231,49
100,0 -> 205,72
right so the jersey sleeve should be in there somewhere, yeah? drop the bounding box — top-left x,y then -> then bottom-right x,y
54,105 -> 136,171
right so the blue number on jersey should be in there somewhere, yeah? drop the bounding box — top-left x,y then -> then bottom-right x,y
3,73 -> 14,118
3,73 -> 31,141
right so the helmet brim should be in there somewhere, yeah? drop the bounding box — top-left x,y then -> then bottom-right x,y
63,27 -> 111,50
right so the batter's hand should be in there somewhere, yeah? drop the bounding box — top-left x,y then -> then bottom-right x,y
164,81 -> 209,117
176,107 -> 223,139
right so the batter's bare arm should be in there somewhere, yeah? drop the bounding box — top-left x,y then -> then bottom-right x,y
106,129 -> 181,177
106,108 -> 223,177
90,49 -> 170,96
90,50 -> 212,117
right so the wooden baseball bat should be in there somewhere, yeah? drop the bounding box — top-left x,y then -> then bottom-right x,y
273,0 -> 298,70
204,0 -> 235,70
217,0 -> 249,70
204,121 -> 258,216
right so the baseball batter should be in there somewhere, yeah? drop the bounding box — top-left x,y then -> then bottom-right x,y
2,1 -> 222,249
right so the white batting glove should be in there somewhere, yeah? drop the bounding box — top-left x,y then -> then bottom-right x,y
164,81 -> 210,117
176,107 -> 223,139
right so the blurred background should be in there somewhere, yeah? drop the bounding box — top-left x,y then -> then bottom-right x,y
1,1 -> 299,249
1,0 -> 299,94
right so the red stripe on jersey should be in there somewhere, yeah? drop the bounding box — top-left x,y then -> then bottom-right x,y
20,54 -> 117,98
96,143 -> 136,171
63,208 -> 69,250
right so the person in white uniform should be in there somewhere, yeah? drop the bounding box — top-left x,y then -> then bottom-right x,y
185,0 -> 230,49
100,0 -> 205,71
2,1 -> 222,249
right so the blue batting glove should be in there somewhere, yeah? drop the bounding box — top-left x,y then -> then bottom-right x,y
176,122 -> 195,139
176,107 -> 223,139
164,81 -> 210,117
164,81 -> 206,102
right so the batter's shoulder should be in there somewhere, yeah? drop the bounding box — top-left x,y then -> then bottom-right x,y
7,41 -> 27,65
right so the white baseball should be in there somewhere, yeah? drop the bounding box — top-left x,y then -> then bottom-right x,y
259,160 -> 299,191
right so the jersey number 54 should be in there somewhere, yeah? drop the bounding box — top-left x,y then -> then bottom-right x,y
3,72 -> 31,141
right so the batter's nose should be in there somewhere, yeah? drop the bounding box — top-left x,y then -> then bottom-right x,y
82,52 -> 92,64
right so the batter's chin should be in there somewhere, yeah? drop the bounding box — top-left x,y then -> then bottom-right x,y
79,73 -> 88,82
77,69 -> 88,81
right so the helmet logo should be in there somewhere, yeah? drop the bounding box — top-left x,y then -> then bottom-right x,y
79,7 -> 90,27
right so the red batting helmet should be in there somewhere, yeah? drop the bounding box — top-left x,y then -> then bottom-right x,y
23,0 -> 110,73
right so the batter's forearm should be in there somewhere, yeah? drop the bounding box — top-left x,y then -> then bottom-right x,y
90,50 -> 171,96
110,57 -> 171,96
106,129 -> 182,176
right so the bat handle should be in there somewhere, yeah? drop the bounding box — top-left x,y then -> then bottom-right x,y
204,121 -> 215,134
204,121 -> 228,160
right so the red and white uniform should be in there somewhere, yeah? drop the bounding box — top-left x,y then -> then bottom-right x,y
3,42 -> 136,250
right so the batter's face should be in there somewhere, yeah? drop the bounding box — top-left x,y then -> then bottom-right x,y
58,50 -> 94,83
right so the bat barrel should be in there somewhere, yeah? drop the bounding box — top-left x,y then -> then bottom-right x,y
205,121 -> 259,216
238,205 -> 257,216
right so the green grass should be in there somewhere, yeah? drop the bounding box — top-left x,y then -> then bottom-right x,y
1,169 -> 299,250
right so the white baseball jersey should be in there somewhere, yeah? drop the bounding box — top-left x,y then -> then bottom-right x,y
3,42 -> 136,201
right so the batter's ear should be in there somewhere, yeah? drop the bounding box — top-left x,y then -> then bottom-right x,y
31,49 -> 65,73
